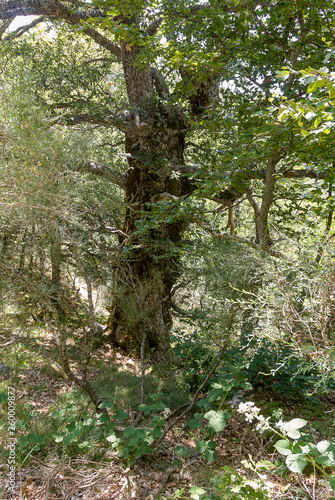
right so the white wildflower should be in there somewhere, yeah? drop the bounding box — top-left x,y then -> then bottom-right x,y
275,419 -> 286,433
163,407 -> 170,418
255,416 -> 271,432
237,402 -> 255,414
237,402 -> 262,423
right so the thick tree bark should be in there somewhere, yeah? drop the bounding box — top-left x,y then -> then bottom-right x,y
109,98 -> 190,351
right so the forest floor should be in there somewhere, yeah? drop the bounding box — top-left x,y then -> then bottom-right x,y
0,316 -> 334,500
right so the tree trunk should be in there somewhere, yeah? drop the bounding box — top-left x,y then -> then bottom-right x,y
50,227 -> 64,320
109,100 -> 189,352
256,155 -> 279,250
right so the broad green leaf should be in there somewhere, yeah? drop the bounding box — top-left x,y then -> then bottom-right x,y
204,449 -> 218,462
188,419 -> 202,429
204,410 -> 230,432
115,410 -> 128,421
196,441 -> 207,453
300,443 -> 318,456
99,412 -> 110,423
283,418 -> 307,438
317,440 -> 335,453
99,401 -> 114,409
106,433 -> 117,443
138,404 -> 148,411
208,388 -> 224,401
286,454 -> 307,474
174,445 -> 190,457
330,475 -> 335,490
123,426 -> 135,437
189,487 -> 206,494
189,486 -> 206,499
315,453 -> 335,466
207,440 -> 217,450
274,439 -> 292,456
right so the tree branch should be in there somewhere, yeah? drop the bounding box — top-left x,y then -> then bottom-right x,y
193,216 -> 288,259
0,0 -> 121,57
150,67 -> 171,101
77,161 -> 128,190
64,112 -> 132,131
0,15 -> 13,38
3,15 -> 44,40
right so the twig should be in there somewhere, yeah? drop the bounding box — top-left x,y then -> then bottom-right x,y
151,466 -> 180,497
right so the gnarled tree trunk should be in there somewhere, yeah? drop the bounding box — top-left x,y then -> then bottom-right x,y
109,99 -> 190,351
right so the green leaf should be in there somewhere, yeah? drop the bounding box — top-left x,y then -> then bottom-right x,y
204,449 -> 218,462
286,454 -> 307,474
189,486 -> 206,499
138,404 -> 148,411
315,453 -> 335,466
317,440 -> 335,453
196,398 -> 211,410
106,433 -> 117,442
208,388 -> 224,401
123,426 -> 135,437
330,475 -> 335,490
204,410 -> 230,433
188,419 -> 202,429
196,441 -> 207,453
300,443 -> 318,456
99,412 -> 110,423
189,486 -> 206,494
174,445 -> 190,457
283,418 -> 307,438
115,410 -> 128,421
99,401 -> 114,409
274,439 -> 292,456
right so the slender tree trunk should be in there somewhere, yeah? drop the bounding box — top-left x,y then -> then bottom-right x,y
256,155 -> 279,249
50,227 -> 64,319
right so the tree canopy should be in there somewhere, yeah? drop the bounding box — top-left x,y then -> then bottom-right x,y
1,2 -> 335,496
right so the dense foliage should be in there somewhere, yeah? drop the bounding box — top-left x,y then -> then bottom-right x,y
1,1 -> 335,498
